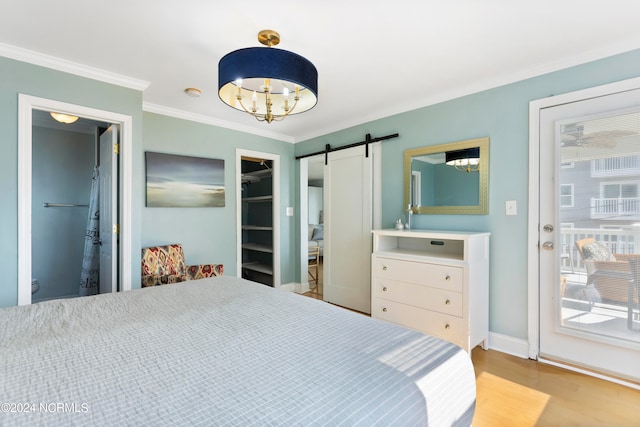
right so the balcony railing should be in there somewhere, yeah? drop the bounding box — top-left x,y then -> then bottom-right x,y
591,155 -> 640,177
591,197 -> 640,218
560,227 -> 639,273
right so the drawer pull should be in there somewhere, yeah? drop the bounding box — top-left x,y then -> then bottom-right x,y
382,307 -> 388,312
445,299 -> 451,305
382,286 -> 388,292
382,265 -> 388,271
444,324 -> 451,330
445,275 -> 451,281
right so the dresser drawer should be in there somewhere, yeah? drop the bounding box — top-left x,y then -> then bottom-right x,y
373,278 -> 463,317
372,298 -> 465,348
373,256 -> 463,292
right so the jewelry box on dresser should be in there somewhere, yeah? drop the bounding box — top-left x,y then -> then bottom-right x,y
371,229 -> 490,353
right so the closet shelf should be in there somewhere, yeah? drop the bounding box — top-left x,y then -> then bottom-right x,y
242,195 -> 273,202
242,243 -> 273,253
241,169 -> 272,183
241,157 -> 274,287
242,262 -> 273,275
242,225 -> 273,231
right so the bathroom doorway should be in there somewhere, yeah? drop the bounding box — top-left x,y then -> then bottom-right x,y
18,95 -> 134,306
30,111 -> 116,302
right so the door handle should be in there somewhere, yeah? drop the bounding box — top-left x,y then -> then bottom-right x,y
542,241 -> 554,251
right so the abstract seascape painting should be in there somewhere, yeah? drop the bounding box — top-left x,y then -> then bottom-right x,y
145,152 -> 225,207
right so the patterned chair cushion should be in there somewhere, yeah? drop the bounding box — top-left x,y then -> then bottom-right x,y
581,241 -> 616,261
186,264 -> 224,280
141,244 -> 223,287
142,274 -> 187,287
141,244 -> 187,277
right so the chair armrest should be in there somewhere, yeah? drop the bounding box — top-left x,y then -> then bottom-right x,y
593,259 -> 631,271
591,260 -> 632,284
186,264 -> 224,280
612,254 -> 640,262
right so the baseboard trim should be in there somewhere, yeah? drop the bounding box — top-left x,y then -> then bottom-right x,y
278,282 -> 297,293
487,332 -> 530,359
285,282 -> 311,294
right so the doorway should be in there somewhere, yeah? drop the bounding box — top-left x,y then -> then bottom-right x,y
302,155 -> 325,297
298,143 -> 382,313
236,149 -> 281,288
529,77 -> 640,385
30,112 -> 116,301
18,95 -> 134,305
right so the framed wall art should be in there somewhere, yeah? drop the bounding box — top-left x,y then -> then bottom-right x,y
145,152 -> 225,207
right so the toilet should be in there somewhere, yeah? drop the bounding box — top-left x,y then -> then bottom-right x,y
31,279 -> 39,294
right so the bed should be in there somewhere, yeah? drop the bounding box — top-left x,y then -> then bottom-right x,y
0,276 -> 476,426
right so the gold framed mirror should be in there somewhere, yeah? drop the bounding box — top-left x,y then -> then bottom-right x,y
404,137 -> 489,214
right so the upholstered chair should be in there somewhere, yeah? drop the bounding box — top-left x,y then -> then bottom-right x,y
141,244 -> 223,287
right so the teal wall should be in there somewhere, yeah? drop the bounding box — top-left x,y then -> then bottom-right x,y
294,49 -> 640,340
0,55 -> 296,308
410,159 -> 434,206
433,163 -> 479,206
141,112 -> 296,283
410,159 -> 478,207
0,56 -> 143,308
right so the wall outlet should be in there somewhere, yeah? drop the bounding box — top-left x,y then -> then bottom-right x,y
505,200 -> 517,216
286,207 -> 294,216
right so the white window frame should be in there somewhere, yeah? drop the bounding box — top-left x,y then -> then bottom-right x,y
559,184 -> 574,207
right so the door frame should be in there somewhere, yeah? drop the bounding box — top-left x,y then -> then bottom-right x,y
235,148 -> 280,287
18,94 -> 133,305
527,76 -> 640,359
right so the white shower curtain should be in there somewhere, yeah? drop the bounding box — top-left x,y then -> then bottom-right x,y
79,166 -> 100,296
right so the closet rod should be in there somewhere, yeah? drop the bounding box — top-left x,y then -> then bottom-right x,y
43,203 -> 89,208
295,132 -> 399,161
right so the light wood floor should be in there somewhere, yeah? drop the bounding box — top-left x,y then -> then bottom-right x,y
301,262 -> 640,425
471,348 -> 640,426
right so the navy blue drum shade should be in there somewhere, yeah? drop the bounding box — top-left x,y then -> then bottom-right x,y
218,46 -> 318,120
219,47 -> 317,96
445,147 -> 480,163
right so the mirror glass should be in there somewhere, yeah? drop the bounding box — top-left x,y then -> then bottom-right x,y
404,137 -> 489,214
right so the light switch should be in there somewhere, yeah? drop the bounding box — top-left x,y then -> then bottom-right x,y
286,207 -> 294,216
506,200 -> 517,216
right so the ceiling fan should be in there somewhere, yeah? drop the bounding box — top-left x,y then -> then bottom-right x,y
560,123 -> 633,149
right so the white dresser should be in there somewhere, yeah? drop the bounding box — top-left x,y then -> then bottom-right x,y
371,229 -> 490,353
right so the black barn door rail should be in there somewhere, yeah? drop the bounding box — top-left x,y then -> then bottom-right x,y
295,133 -> 399,165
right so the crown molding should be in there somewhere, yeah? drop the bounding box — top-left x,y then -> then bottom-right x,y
295,40 -> 640,142
0,42 -> 149,91
142,103 -> 295,143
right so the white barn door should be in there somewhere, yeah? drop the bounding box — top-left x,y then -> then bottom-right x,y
324,146 -> 372,314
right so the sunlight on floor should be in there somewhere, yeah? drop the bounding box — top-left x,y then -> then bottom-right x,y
475,371 -> 550,425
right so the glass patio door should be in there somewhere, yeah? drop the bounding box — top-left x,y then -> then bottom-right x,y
539,86 -> 640,383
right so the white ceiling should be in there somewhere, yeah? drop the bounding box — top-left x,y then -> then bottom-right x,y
1,1 -> 639,143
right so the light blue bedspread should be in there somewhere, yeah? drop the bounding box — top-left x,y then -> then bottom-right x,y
0,276 -> 475,426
